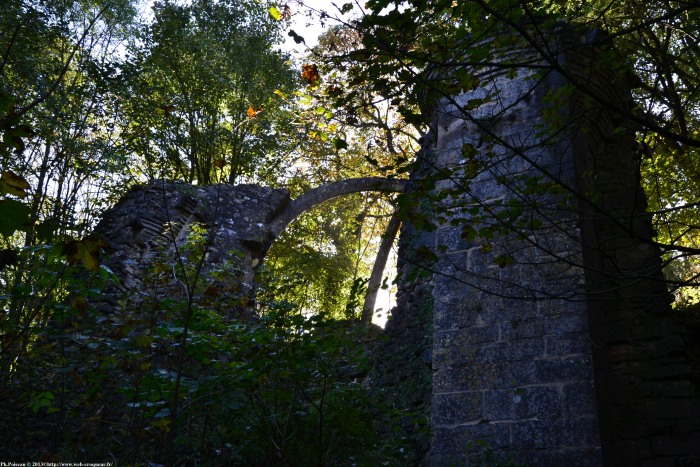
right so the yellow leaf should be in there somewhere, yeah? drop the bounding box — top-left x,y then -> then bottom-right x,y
1,170 -> 30,197
62,237 -> 108,271
268,6 -> 282,21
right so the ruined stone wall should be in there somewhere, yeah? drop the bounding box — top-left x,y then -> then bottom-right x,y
569,33 -> 700,467
392,27 -> 700,465
421,36 -> 602,465
92,180 -> 289,316
88,30 -> 700,464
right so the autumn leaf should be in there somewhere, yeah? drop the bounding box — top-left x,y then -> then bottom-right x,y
301,64 -> 320,85
61,237 -> 109,271
247,105 -> 264,119
213,159 -> 226,169
269,5 -> 291,21
1,170 -> 31,198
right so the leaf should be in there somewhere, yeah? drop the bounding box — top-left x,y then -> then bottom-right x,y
0,248 -> 19,269
301,64 -> 320,85
0,199 -> 31,237
30,391 -> 55,413
247,105 -> 264,119
35,219 -> 60,242
340,2 -> 354,14
268,6 -> 282,21
288,29 -> 305,44
460,225 -> 477,241
61,237 -> 109,271
0,90 -> 15,116
493,254 -> 514,268
332,137 -> 348,150
213,158 -> 226,169
0,170 -> 30,197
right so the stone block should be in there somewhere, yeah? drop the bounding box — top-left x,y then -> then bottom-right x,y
552,313 -> 591,334
432,391 -> 483,425
534,355 -> 596,384
432,360 -> 541,393
561,380 -> 599,418
637,381 -> 696,399
544,331 -> 593,357
511,337 -> 550,360
511,416 -> 600,450
435,225 -> 471,252
648,335 -> 686,358
518,447 -> 603,466
510,419 -> 566,450
650,434 -> 693,457
537,300 -> 588,320
482,385 -> 561,421
430,422 -> 512,465
500,318 -> 548,340
641,362 -> 692,381
634,318 -> 685,340
646,399 -> 700,422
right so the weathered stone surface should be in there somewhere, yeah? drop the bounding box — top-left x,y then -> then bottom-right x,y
394,24 -> 700,466
416,31 -> 602,464
92,180 -> 290,315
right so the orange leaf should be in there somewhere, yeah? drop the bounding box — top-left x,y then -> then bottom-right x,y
247,105 -> 263,119
213,159 -> 226,169
301,64 -> 320,85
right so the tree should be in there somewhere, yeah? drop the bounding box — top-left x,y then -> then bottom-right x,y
0,0 -> 138,374
120,0 -> 299,184
0,2 -> 414,463
1,0 -> 138,241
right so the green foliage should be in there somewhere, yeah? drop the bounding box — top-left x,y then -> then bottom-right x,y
0,0 -> 415,464
120,0 -> 299,184
0,203 -> 419,464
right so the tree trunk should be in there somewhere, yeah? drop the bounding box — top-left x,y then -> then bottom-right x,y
361,210 -> 401,325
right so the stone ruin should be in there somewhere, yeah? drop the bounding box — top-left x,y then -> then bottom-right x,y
91,28 -> 700,467
392,26 -> 700,466
91,176 -> 406,316
92,181 -> 290,319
